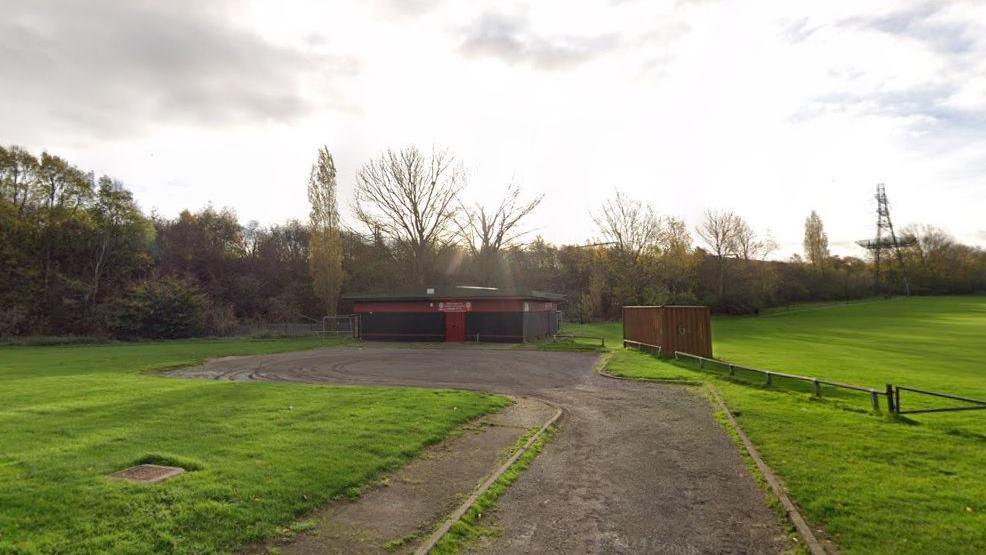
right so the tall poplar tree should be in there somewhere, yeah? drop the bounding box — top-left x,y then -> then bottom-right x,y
307,147 -> 344,315
803,210 -> 830,269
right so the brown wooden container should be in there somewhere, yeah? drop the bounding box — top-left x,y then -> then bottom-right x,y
622,305 -> 712,358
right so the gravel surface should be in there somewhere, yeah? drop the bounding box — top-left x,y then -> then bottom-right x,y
175,345 -> 790,554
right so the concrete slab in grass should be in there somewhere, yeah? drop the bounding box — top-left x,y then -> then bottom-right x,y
110,464 -> 185,484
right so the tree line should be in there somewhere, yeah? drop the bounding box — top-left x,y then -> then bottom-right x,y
2,144 -> 984,338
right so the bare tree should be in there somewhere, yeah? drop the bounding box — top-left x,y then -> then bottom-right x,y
592,191 -> 660,261
735,217 -> 777,261
353,146 -> 464,284
696,210 -> 740,299
459,184 -> 543,285
907,224 -> 953,262
902,223 -> 956,287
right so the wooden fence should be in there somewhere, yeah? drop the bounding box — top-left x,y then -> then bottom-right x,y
232,321 -> 321,337
623,339 -> 662,356
552,333 -> 606,347
892,385 -> 986,415
670,351 -> 986,416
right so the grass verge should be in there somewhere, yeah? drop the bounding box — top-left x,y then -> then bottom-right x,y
430,426 -> 557,554
0,337 -> 509,554
706,386 -> 824,554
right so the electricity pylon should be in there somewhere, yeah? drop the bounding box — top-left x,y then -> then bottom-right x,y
856,184 -> 916,296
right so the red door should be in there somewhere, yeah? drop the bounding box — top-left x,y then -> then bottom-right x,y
445,312 -> 465,342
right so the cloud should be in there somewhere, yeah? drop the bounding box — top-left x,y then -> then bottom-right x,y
0,1 -> 357,139
459,11 -> 619,70
789,3 -> 986,142
842,3 -> 976,55
375,0 -> 446,18
781,17 -> 823,44
797,87 -> 986,132
848,3 -> 986,117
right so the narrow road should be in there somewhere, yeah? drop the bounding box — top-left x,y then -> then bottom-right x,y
176,346 -> 789,553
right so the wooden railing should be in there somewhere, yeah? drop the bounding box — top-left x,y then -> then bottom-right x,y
893,386 -> 986,415
622,339 -> 662,355
673,351 -> 886,411
670,350 -> 986,416
552,334 -> 605,347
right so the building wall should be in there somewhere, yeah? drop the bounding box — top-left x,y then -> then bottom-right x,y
353,299 -> 529,313
359,312 -> 445,341
354,298 -> 558,342
465,312 -> 523,342
522,310 -> 558,341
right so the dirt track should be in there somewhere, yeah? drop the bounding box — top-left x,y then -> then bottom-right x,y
176,345 -> 789,554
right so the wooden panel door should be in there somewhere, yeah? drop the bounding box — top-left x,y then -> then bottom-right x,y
445,312 -> 465,342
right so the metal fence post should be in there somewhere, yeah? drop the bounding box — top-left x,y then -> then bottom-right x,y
869,390 -> 880,412
700,358 -> 704,369
885,384 -> 895,413
813,379 -> 821,397
766,372 -> 772,386
728,364 -> 735,377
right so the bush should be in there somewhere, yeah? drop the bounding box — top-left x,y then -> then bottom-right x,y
0,335 -> 111,347
203,302 -> 239,336
0,305 -> 29,336
108,277 -> 208,339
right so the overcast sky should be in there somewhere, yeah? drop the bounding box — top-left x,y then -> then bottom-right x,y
3,0 -> 985,258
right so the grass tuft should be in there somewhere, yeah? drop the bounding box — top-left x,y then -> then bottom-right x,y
382,531 -> 422,551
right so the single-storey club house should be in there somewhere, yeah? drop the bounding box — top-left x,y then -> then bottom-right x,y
343,286 -> 563,342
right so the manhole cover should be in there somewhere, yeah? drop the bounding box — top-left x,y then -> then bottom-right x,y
110,464 -> 185,483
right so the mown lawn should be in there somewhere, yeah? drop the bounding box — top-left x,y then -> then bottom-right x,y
560,320 -> 623,348
0,338 -> 509,554
569,296 -> 986,554
714,297 -> 986,405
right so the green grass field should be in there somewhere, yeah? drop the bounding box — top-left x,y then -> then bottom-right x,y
0,338 -> 508,554
573,296 -> 986,554
715,297 -> 986,401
